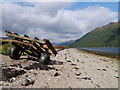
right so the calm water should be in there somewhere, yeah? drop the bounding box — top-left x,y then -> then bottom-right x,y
78,47 -> 120,57
79,47 -> 119,53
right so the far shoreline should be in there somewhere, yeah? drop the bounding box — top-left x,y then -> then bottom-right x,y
77,48 -> 119,59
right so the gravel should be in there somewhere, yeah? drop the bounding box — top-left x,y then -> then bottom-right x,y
1,48 -> 118,88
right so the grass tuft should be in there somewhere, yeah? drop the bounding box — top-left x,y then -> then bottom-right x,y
0,40 -> 12,55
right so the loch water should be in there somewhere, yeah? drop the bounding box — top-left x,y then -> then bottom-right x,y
78,47 -> 120,57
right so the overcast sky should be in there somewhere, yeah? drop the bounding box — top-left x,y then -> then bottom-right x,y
1,2 -> 118,43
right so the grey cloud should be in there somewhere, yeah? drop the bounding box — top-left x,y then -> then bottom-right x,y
2,2 -> 118,43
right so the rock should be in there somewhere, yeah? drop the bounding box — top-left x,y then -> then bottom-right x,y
33,73 -> 38,76
95,84 -> 100,88
81,77 -> 91,80
114,76 -> 119,78
84,55 -> 88,58
82,68 -> 84,69
103,60 -> 108,62
21,78 -> 35,86
10,64 -> 18,67
9,77 -> 16,83
67,60 -> 71,62
76,77 -> 80,80
106,66 -> 109,68
76,73 -> 81,76
97,69 -> 101,70
10,64 -> 22,68
74,67 -> 79,70
54,72 -> 60,77
19,65 -> 22,68
91,81 -> 93,83
102,69 -> 107,71
71,63 -> 77,66
114,70 -> 118,72
23,66 -> 32,70
82,61 -> 84,63
25,75 -> 28,77
76,59 -> 79,62
65,57 -> 67,60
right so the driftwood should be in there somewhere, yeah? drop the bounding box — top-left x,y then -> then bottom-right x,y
5,31 -> 45,44
4,30 -> 58,57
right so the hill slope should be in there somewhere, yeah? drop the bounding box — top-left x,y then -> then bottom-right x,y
70,21 -> 120,47
56,40 -> 75,46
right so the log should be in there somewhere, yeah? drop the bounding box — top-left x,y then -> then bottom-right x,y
4,31 -> 58,56
44,39 -> 58,56
33,42 -> 45,53
12,41 -> 38,57
6,33 -> 45,44
12,40 -> 40,55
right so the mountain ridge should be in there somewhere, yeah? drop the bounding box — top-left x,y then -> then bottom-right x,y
69,21 -> 119,47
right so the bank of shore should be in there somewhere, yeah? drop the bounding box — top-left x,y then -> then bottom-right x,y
1,48 -> 118,88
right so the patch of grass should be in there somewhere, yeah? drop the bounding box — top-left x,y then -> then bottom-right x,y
0,40 -> 12,55
0,50 -> 9,55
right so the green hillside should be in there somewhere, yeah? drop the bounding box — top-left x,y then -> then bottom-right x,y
70,21 -> 120,47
